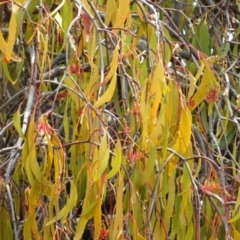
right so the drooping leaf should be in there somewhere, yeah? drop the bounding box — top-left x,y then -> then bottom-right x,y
0,207 -> 13,240
0,13 -> 21,62
107,139 -> 122,179
46,181 -> 77,225
93,183 -> 103,240
141,146 -> 156,185
24,182 -> 41,240
105,44 -> 119,83
74,215 -> 90,240
105,0 -> 117,26
93,133 -> 109,181
111,172 -> 124,239
163,169 -> 176,235
13,109 -> 25,138
169,106 -> 192,174
112,0 -> 130,35
149,59 -> 164,128
94,71 -> 117,108
188,60 -> 219,111
192,18 -> 210,55
62,0 -> 73,49
234,227 -> 240,239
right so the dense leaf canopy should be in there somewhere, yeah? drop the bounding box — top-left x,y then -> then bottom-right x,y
0,0 -> 240,239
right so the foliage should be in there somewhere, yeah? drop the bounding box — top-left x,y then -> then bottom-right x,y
0,0 -> 240,239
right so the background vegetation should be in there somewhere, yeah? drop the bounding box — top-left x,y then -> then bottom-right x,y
0,0 -> 240,239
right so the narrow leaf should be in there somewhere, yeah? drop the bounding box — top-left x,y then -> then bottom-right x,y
46,181 -> 77,225
112,172 -> 124,238
112,0 -> 130,34
107,139 -> 122,179
94,72 -> 117,108
13,110 -> 25,138
105,45 -> 119,83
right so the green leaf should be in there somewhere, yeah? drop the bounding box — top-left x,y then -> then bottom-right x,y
13,109 -> 25,138
74,215 -> 90,240
0,207 -> 13,240
192,18 -> 210,55
63,99 -> 69,141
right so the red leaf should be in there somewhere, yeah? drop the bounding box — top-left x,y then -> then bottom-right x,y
56,90 -> 69,100
81,10 -> 93,42
69,63 -> 81,74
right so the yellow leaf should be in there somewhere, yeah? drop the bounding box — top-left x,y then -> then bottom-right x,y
176,107 -> 192,153
0,27 -> 7,56
0,13 -> 21,62
141,146 -> 156,185
28,147 -> 53,194
112,172 -> 124,239
234,227 -> 240,239
107,139 -> 122,179
159,106 -> 169,163
93,193 -> 102,240
169,107 -> 192,175
105,0 -> 117,26
94,72 -> 117,108
24,182 -> 41,240
149,120 -> 162,145
112,0 -> 130,35
74,215 -> 90,240
140,79 -> 148,146
163,170 -> 176,233
46,182 -> 77,225
194,60 -> 205,83
105,45 -> 119,83
64,75 -> 80,109
39,32 -> 48,72
187,71 -> 196,101
188,60 -> 219,111
149,60 -> 164,127
228,209 -> 240,223
136,2 -> 146,22
94,133 -> 109,181
209,235 -> 217,240
165,79 -> 180,127
85,66 -> 99,97
74,172 -> 98,239
24,115 -> 35,185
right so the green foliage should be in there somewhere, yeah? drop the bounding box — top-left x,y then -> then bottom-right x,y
0,0 -> 240,240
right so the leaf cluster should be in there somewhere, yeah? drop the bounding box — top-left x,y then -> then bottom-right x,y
0,0 -> 240,240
